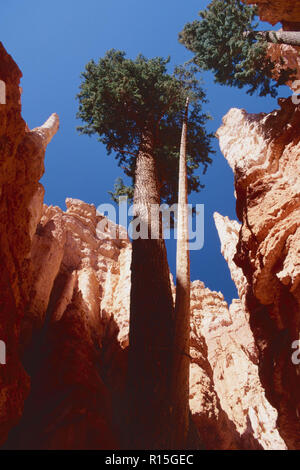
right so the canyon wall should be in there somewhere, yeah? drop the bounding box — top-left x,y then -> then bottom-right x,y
4,200 -> 131,449
0,42 -> 58,446
4,196 -> 286,450
215,1 -> 300,448
217,96 -> 300,450
0,57 -> 132,445
244,0 -> 300,26
1,24 -> 298,450
243,2 -> 300,92
190,281 -> 286,450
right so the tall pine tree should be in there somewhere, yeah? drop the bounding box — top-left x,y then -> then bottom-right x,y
179,0 -> 298,97
77,50 -> 213,449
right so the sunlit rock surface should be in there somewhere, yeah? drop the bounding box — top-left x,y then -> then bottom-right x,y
0,39 -> 295,450
213,213 -> 248,304
242,1 -> 300,92
267,41 -> 300,92
243,0 -> 300,25
190,281 -> 286,450
6,199 -> 131,449
217,97 -> 300,449
0,42 -> 58,445
18,197 -> 286,450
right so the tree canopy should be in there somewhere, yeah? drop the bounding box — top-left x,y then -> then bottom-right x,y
77,49 -> 213,205
179,0 -> 295,97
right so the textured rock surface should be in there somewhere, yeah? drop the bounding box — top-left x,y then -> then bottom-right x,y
190,281 -> 286,450
211,215 -> 285,448
217,97 -> 300,448
189,315 -> 240,450
243,1 -> 300,92
243,0 -> 300,25
5,200 -> 131,449
0,42 -> 58,445
1,189 -> 285,449
0,40 -> 294,450
12,197 -> 286,450
213,213 -> 247,304
267,40 -> 300,92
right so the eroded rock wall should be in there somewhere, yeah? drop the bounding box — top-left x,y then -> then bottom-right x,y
217,97 -> 300,448
243,0 -> 300,26
242,1 -> 300,91
0,40 -> 292,450
5,200 -> 131,449
0,42 -> 58,445
190,279 -> 286,450
1,190 -> 285,449
209,0 -> 300,449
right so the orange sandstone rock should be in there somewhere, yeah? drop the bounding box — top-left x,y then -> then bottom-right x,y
0,42 -> 58,445
243,0 -> 300,26
190,281 -> 286,450
0,39 -> 293,451
7,200 -> 130,449
217,97 -> 300,448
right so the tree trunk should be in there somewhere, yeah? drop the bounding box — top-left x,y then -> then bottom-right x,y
245,30 -> 300,47
170,98 -> 191,448
126,130 -> 175,449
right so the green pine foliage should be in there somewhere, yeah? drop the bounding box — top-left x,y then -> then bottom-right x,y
179,0 -> 295,97
77,50 -> 213,204
108,177 -> 134,204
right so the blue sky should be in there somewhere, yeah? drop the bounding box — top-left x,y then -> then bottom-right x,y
1,0 -> 288,303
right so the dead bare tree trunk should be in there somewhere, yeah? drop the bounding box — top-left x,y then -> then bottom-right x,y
170,98 -> 191,448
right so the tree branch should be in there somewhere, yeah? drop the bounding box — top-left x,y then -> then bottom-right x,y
154,92 -> 180,145
244,30 -> 300,47
112,146 -> 138,159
